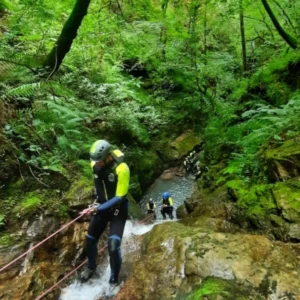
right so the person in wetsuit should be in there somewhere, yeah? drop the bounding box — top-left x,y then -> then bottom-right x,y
80,140 -> 130,285
160,192 -> 174,220
146,198 -> 156,220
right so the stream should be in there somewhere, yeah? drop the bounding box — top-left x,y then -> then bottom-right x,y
60,172 -> 195,300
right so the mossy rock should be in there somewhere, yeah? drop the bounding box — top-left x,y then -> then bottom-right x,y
226,180 -> 249,201
12,192 -> 42,216
127,193 -> 145,219
0,136 -> 19,186
185,277 -> 264,300
0,233 -> 15,247
136,149 -> 162,189
176,204 -> 189,219
155,130 -> 202,162
226,181 -> 277,229
272,180 -> 300,223
64,176 -> 94,207
265,138 -> 300,182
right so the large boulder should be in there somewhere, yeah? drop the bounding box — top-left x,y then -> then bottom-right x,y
155,130 -> 202,162
272,180 -> 300,223
115,219 -> 300,300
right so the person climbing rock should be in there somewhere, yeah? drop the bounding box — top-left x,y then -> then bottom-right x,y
160,192 -> 174,220
146,198 -> 156,220
80,140 -> 130,285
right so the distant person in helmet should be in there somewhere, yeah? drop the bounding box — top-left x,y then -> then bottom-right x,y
80,140 -> 130,285
146,198 -> 156,220
160,192 -> 174,220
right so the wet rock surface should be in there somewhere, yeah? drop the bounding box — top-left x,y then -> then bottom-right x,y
114,220 -> 300,300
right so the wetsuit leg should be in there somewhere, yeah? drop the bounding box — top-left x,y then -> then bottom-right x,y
108,201 -> 128,283
86,213 -> 110,269
168,207 -> 174,220
161,208 -> 166,219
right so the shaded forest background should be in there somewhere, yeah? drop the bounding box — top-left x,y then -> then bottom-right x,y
0,0 -> 300,226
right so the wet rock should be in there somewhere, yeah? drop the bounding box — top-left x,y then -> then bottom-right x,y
272,180 -> 300,223
65,176 -> 94,207
26,215 -> 58,239
176,204 -> 189,219
115,220 -> 300,300
288,223 -> 300,240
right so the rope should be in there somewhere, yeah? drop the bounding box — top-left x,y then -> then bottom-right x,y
0,210 -> 90,273
35,215 -> 153,299
35,245 -> 107,300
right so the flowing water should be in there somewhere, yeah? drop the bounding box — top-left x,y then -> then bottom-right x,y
60,173 -> 195,300
139,175 -> 195,220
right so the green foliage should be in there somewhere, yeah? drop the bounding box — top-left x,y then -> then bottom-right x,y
205,92 -> 300,179
0,215 -> 5,228
186,277 -> 255,300
0,234 -> 14,246
1,0 -> 300,223
13,192 -> 42,215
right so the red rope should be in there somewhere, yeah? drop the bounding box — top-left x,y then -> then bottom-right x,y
35,215 -> 153,299
35,245 -> 107,300
36,259 -> 88,300
0,210 -> 90,273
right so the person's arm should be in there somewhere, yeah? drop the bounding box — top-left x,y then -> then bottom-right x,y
98,163 -> 130,211
147,203 -> 150,210
169,197 -> 173,206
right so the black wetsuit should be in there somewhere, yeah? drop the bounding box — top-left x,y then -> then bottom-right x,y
86,151 -> 130,283
161,197 -> 174,220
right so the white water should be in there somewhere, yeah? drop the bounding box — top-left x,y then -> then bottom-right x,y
59,220 -> 165,300
60,173 -> 194,299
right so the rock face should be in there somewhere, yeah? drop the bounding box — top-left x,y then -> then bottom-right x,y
155,130 -> 202,162
115,219 -> 300,300
265,138 -> 300,182
0,220 -> 89,300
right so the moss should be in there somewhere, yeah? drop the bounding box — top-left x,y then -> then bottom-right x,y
0,215 -> 6,229
75,160 -> 93,181
57,204 -> 69,218
13,192 -> 42,215
227,180 -> 277,227
127,193 -> 145,219
237,184 -> 276,217
226,180 -> 249,198
154,130 -> 202,162
135,149 -> 162,189
265,138 -> 300,159
171,130 -> 202,158
64,176 -> 93,204
272,180 -> 300,222
186,277 -> 262,300
0,233 -> 15,247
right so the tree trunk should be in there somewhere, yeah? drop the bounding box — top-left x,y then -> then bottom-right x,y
161,0 -> 169,62
44,0 -> 92,75
261,0 -> 299,49
239,0 -> 247,72
203,0 -> 207,61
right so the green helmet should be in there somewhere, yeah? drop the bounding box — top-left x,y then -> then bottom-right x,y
89,140 -> 112,162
